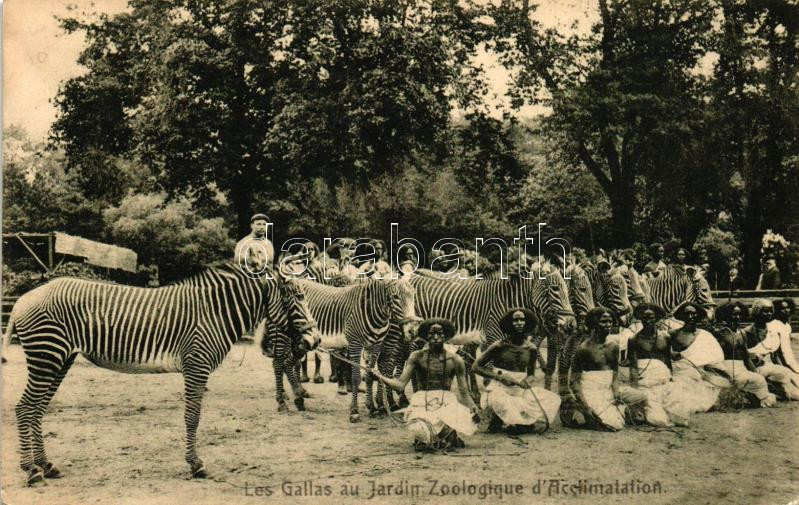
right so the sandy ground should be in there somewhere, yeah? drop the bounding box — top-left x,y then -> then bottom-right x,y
2,341 -> 798,505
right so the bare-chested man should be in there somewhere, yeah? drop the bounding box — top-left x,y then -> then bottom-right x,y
561,307 -> 646,431
472,308 -> 561,433
708,302 -> 776,407
376,318 -> 478,451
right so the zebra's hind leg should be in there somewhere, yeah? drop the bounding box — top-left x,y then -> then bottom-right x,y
313,352 -> 324,383
348,342 -> 363,423
273,356 -> 290,412
182,364 -> 211,478
31,353 -> 77,480
300,353 -> 310,383
16,343 -> 75,485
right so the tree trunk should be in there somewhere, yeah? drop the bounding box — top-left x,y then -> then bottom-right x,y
608,183 -> 635,247
229,177 -> 254,239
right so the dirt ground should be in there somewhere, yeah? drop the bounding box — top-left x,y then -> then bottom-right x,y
2,341 -> 798,505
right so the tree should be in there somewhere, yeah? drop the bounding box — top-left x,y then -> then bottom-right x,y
3,126 -> 106,239
53,1 -> 489,236
709,0 -> 799,283
103,192 -> 235,282
490,0 -> 719,246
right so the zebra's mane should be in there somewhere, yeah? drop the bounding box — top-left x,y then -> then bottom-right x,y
166,261 -> 270,286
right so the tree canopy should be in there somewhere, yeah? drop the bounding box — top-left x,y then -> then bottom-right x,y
3,0 -> 792,286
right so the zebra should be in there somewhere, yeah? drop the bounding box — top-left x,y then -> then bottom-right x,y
2,262 -> 320,484
291,262 -> 369,385
581,260 -> 634,322
642,264 -> 716,318
407,262 -> 576,394
291,278 -> 421,422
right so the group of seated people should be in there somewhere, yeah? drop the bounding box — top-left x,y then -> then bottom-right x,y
374,298 -> 798,452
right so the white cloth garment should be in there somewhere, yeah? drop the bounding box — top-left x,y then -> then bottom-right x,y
480,369 -> 561,427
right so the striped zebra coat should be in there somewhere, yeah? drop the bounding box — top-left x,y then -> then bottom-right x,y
407,265 -> 576,393
286,278 -> 420,422
3,263 -> 319,483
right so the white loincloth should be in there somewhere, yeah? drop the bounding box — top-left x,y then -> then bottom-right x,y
578,370 -> 626,431
405,390 -> 477,444
480,369 -> 561,427
632,359 -> 676,427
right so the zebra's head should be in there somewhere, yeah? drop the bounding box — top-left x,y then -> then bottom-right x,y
271,275 -> 321,353
565,263 -> 595,323
530,262 -> 575,331
686,266 -> 715,321
594,260 -> 633,322
387,278 -> 422,343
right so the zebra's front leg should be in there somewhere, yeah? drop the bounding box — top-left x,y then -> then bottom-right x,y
374,350 -> 397,414
183,367 -> 211,478
273,356 -> 290,412
364,351 -> 378,415
559,329 -> 581,395
532,332 -> 555,390
348,342 -> 363,423
284,355 -> 308,411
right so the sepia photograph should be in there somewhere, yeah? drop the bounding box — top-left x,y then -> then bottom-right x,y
2,1 -> 798,504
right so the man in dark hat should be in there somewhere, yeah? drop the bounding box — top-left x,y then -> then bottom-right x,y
472,308 -> 561,434
235,213 -> 274,274
757,254 -> 781,290
375,318 -> 478,451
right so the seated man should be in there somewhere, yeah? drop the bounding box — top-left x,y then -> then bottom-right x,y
375,318 -> 479,452
561,307 -> 647,431
472,308 -> 561,434
768,298 -> 799,376
745,299 -> 799,400
709,302 -> 776,408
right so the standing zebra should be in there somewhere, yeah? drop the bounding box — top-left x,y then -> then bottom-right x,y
3,263 -> 320,484
408,262 -> 576,393
642,264 -> 716,317
289,278 -> 421,422
582,261 -> 634,321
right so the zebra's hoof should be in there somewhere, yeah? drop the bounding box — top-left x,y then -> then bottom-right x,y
26,467 -> 44,486
277,402 -> 289,413
329,374 -> 338,382
300,388 -> 311,399
42,462 -> 63,479
313,375 -> 324,384
294,398 -> 306,411
398,397 -> 410,409
300,375 -> 310,383
191,464 -> 208,479
368,409 -> 386,419
337,385 -> 347,396
349,413 -> 361,423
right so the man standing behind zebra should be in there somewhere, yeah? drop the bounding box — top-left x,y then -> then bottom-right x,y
235,213 -> 274,353
235,213 -> 274,274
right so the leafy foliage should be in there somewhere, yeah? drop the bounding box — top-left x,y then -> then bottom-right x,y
103,192 -> 235,281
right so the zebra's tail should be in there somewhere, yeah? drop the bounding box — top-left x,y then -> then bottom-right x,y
1,306 -> 16,363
